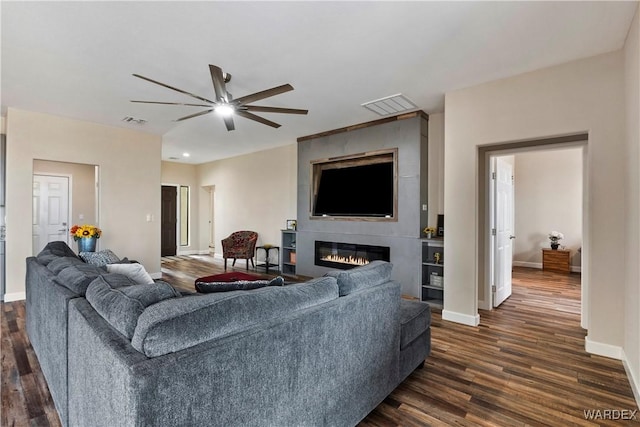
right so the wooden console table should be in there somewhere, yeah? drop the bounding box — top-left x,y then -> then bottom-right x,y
542,248 -> 570,273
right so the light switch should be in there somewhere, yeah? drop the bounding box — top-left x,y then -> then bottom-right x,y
146,214 -> 152,222
422,204 -> 428,211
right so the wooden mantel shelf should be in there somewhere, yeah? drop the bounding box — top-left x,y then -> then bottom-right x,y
297,110 -> 429,142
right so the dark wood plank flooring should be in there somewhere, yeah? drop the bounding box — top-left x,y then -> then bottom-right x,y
2,259 -> 638,426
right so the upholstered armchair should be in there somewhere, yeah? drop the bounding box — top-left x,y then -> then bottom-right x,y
221,231 -> 258,270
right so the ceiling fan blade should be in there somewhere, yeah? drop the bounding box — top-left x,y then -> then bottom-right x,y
243,105 -> 308,115
133,74 -> 215,104
175,109 -> 214,122
209,65 -> 229,103
232,84 -> 294,106
223,115 -> 235,131
235,110 -> 281,128
131,100 -> 212,107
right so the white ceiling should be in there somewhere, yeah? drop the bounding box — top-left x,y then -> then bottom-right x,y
2,1 -> 637,164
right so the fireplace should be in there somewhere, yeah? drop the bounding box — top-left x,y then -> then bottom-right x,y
315,241 -> 390,270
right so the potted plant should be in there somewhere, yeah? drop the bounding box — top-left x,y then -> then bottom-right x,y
70,224 -> 102,252
548,230 -> 564,250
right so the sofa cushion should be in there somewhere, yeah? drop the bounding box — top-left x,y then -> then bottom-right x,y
324,260 -> 393,296
106,263 -> 154,285
86,276 -> 182,339
195,276 -> 284,293
46,256 -> 85,274
36,241 -> 79,265
399,299 -> 432,350
79,249 -> 121,266
132,276 -> 339,357
53,263 -> 106,296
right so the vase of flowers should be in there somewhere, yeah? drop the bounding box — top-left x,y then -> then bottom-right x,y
423,226 -> 436,239
70,224 -> 102,252
548,230 -> 564,250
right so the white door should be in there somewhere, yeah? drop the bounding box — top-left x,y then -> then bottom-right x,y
493,157 -> 515,307
33,175 -> 70,255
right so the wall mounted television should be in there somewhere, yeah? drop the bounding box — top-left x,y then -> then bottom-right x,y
310,148 -> 397,220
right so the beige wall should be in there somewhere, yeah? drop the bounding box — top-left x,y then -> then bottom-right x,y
444,51 -> 626,356
197,144 -> 297,258
427,113 -> 445,229
161,161 -> 200,254
513,148 -> 583,269
624,5 -> 640,405
33,160 -> 97,227
6,108 -> 162,298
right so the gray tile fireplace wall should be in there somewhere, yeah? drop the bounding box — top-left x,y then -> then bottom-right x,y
296,113 -> 429,297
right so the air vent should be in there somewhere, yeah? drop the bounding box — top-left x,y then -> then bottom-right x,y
122,116 -> 147,125
168,156 -> 179,160
361,94 -> 418,116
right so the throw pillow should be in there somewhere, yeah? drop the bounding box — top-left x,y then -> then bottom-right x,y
86,276 -> 181,339
46,256 -> 85,274
195,276 -> 285,293
79,249 -> 121,266
106,263 -> 154,285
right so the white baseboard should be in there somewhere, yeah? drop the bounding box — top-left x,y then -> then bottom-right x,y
150,272 -> 162,279
585,335 -> 623,360
512,260 -> 581,273
4,292 -> 26,302
622,349 -> 640,409
442,309 -> 480,326
513,261 -> 542,269
478,299 -> 490,310
177,249 -> 199,256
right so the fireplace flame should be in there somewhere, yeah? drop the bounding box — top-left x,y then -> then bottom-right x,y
320,254 -> 370,266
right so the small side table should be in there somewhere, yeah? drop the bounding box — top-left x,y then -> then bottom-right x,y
255,245 -> 280,274
542,248 -> 571,273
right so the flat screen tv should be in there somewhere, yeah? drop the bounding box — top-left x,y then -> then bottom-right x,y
311,149 -> 397,219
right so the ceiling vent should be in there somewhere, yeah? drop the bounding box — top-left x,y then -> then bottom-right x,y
361,94 -> 418,116
122,116 -> 147,125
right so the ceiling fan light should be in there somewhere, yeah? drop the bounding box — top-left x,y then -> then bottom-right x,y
215,104 -> 235,117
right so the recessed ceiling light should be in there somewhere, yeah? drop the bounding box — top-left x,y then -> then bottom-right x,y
182,152 -> 190,157
361,94 -> 418,116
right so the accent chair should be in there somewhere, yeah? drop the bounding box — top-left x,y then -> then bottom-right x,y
222,231 -> 258,270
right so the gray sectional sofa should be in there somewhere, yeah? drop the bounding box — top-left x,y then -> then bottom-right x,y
26,241 -> 431,427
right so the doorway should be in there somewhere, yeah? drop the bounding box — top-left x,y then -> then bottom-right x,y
32,160 -> 99,256
161,185 -> 177,257
32,174 -> 71,254
480,134 -> 587,327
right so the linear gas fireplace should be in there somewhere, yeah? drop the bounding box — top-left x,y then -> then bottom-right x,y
315,241 -> 390,270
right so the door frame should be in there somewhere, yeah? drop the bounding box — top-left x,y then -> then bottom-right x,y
32,173 -> 73,249
478,134 -> 588,328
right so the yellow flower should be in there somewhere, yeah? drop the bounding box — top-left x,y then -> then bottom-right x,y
70,224 -> 102,241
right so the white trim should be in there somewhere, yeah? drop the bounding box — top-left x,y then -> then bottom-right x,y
478,299 -> 490,310
513,261 -> 542,269
177,249 -> 199,256
149,271 -> 162,280
4,291 -> 25,302
585,335 -> 622,360
512,260 -> 581,273
442,309 -> 480,326
198,249 -> 211,255
622,349 -> 640,409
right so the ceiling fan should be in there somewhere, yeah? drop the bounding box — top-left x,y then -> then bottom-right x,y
131,65 -> 308,131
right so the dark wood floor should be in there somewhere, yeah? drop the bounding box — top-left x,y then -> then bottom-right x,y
2,259 -> 638,426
